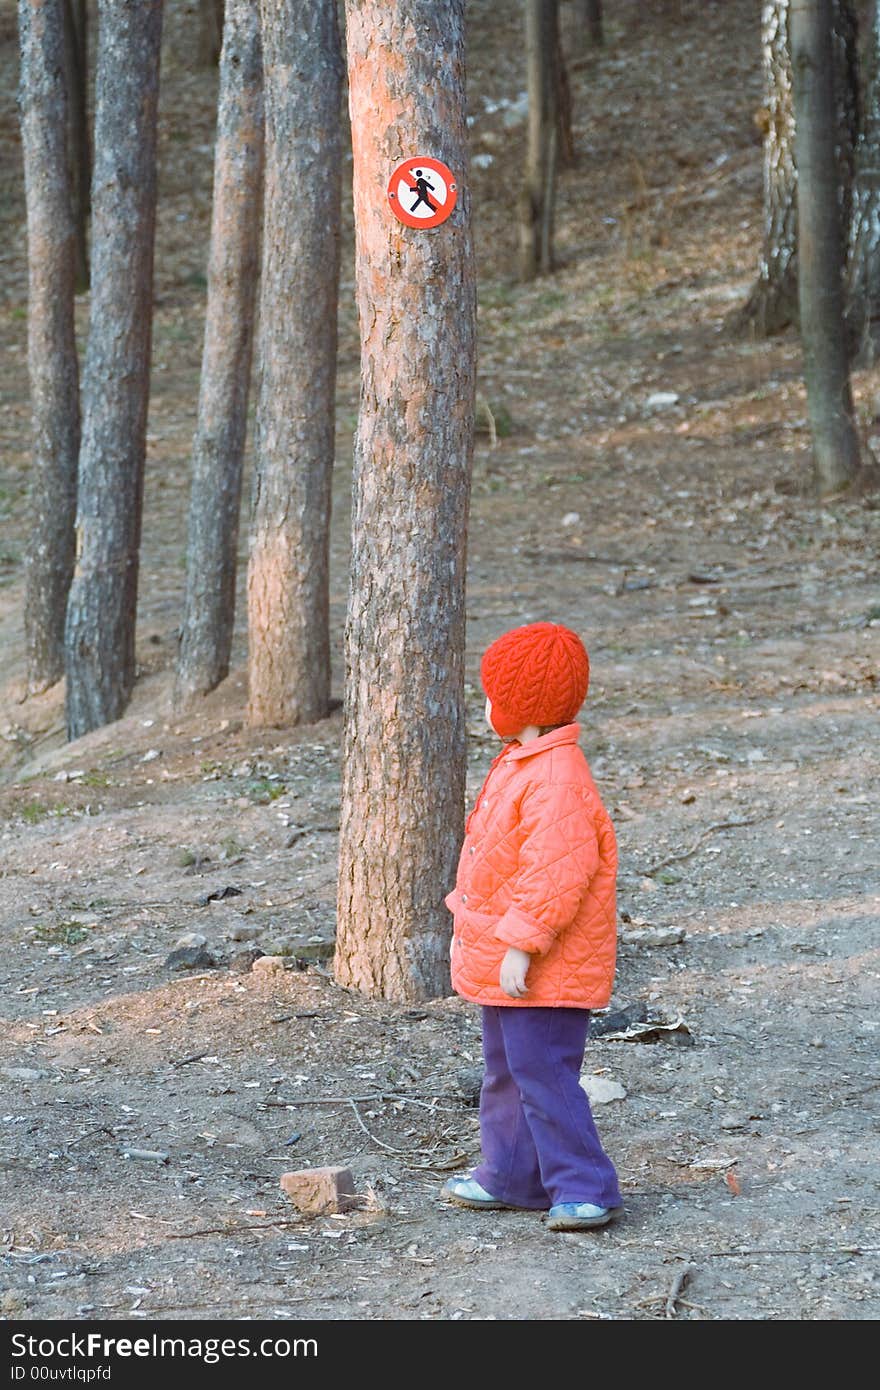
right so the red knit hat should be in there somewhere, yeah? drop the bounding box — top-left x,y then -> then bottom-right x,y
480,622 -> 590,738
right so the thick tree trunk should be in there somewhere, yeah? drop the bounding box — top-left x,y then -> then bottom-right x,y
520,0 -> 561,279
581,0 -> 603,47
738,0 -> 859,337
740,1 -> 799,334
64,0 -> 163,740
176,0 -> 263,708
198,0 -> 224,67
18,0 -> 80,694
61,0 -> 90,290
791,0 -> 862,493
247,0 -> 342,728
847,1 -> 880,357
335,0 -> 476,1001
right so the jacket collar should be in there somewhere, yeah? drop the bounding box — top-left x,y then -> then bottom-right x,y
503,722 -> 581,761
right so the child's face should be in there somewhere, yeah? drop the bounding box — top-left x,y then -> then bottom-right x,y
485,696 -> 493,731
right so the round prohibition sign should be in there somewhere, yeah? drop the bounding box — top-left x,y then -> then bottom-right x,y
387,156 -> 458,229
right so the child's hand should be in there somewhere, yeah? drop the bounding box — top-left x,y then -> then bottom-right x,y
500,947 -> 531,999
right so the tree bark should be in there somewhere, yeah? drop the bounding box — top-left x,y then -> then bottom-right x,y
176,0 -> 263,708
247,0 -> 343,729
791,0 -> 862,493
335,0 -> 476,1001
18,0 -> 80,695
64,0 -> 163,739
581,0 -> 603,47
520,0 -> 561,280
198,0 -> 224,67
739,1 -> 799,334
61,0 -> 90,290
847,0 -> 880,357
738,0 -> 859,337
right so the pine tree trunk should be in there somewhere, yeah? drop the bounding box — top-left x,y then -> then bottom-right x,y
847,2 -> 880,357
520,0 -> 561,280
64,0 -> 163,740
738,0 -> 858,337
61,0 -> 90,291
739,0 -> 799,334
334,0 -> 476,1001
198,0 -> 224,67
581,0 -> 603,47
247,0 -> 342,729
19,0 -> 80,695
176,0 -> 263,708
791,0 -> 862,493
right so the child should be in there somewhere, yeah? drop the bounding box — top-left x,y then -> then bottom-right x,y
443,621 -> 623,1231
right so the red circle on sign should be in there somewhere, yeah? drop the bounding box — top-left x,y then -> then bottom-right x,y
387,156 -> 458,229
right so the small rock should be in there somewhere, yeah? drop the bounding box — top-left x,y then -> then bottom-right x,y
164,945 -> 218,971
561,511 -> 580,527
197,885 -> 243,906
230,922 -> 260,942
1,1065 -> 50,1082
173,931 -> 207,951
720,1113 -> 751,1132
590,1003 -> 648,1037
251,954 -> 286,975
645,391 -> 679,409
280,1166 -> 357,1215
290,940 -> 335,963
230,947 -> 264,974
619,926 -> 686,948
579,1075 -> 627,1105
455,1066 -> 484,1107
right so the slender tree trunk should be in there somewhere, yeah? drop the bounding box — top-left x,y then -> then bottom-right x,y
738,0 -> 859,336
64,0 -> 163,740
61,0 -> 90,290
556,11 -> 574,167
176,0 -> 263,707
247,0 -> 342,728
520,0 -> 561,280
199,0 -> 224,66
335,0 -> 476,1001
847,1 -> 880,357
581,0 -> 603,47
18,0 -> 80,694
791,0 -> 861,493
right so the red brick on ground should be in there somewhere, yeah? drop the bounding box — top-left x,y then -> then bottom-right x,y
280,1165 -> 358,1215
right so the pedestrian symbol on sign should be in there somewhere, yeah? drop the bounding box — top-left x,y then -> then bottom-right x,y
387,156 -> 458,229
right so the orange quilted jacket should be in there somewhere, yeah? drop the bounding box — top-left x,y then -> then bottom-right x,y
444,723 -> 617,1008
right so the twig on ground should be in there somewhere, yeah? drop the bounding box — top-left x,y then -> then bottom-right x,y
64,1125 -> 115,1151
646,819 -> 754,876
166,1220 -> 307,1240
404,1152 -> 472,1172
284,824 -> 339,848
705,1245 -> 878,1258
171,1051 -> 209,1068
348,1099 -> 414,1155
261,1091 -> 461,1112
665,1263 -> 695,1318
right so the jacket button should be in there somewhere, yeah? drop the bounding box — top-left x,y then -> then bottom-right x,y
461,894 -> 468,903
469,846 -> 475,855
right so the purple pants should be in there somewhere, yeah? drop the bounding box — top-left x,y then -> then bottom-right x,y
472,1005 -> 622,1210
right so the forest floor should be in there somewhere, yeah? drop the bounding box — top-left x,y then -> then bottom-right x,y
0,0 -> 878,1323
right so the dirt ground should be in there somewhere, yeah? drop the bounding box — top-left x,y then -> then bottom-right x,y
0,0 -> 878,1322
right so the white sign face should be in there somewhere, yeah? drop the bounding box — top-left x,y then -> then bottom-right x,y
394,165 -> 448,218
387,157 -> 458,229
